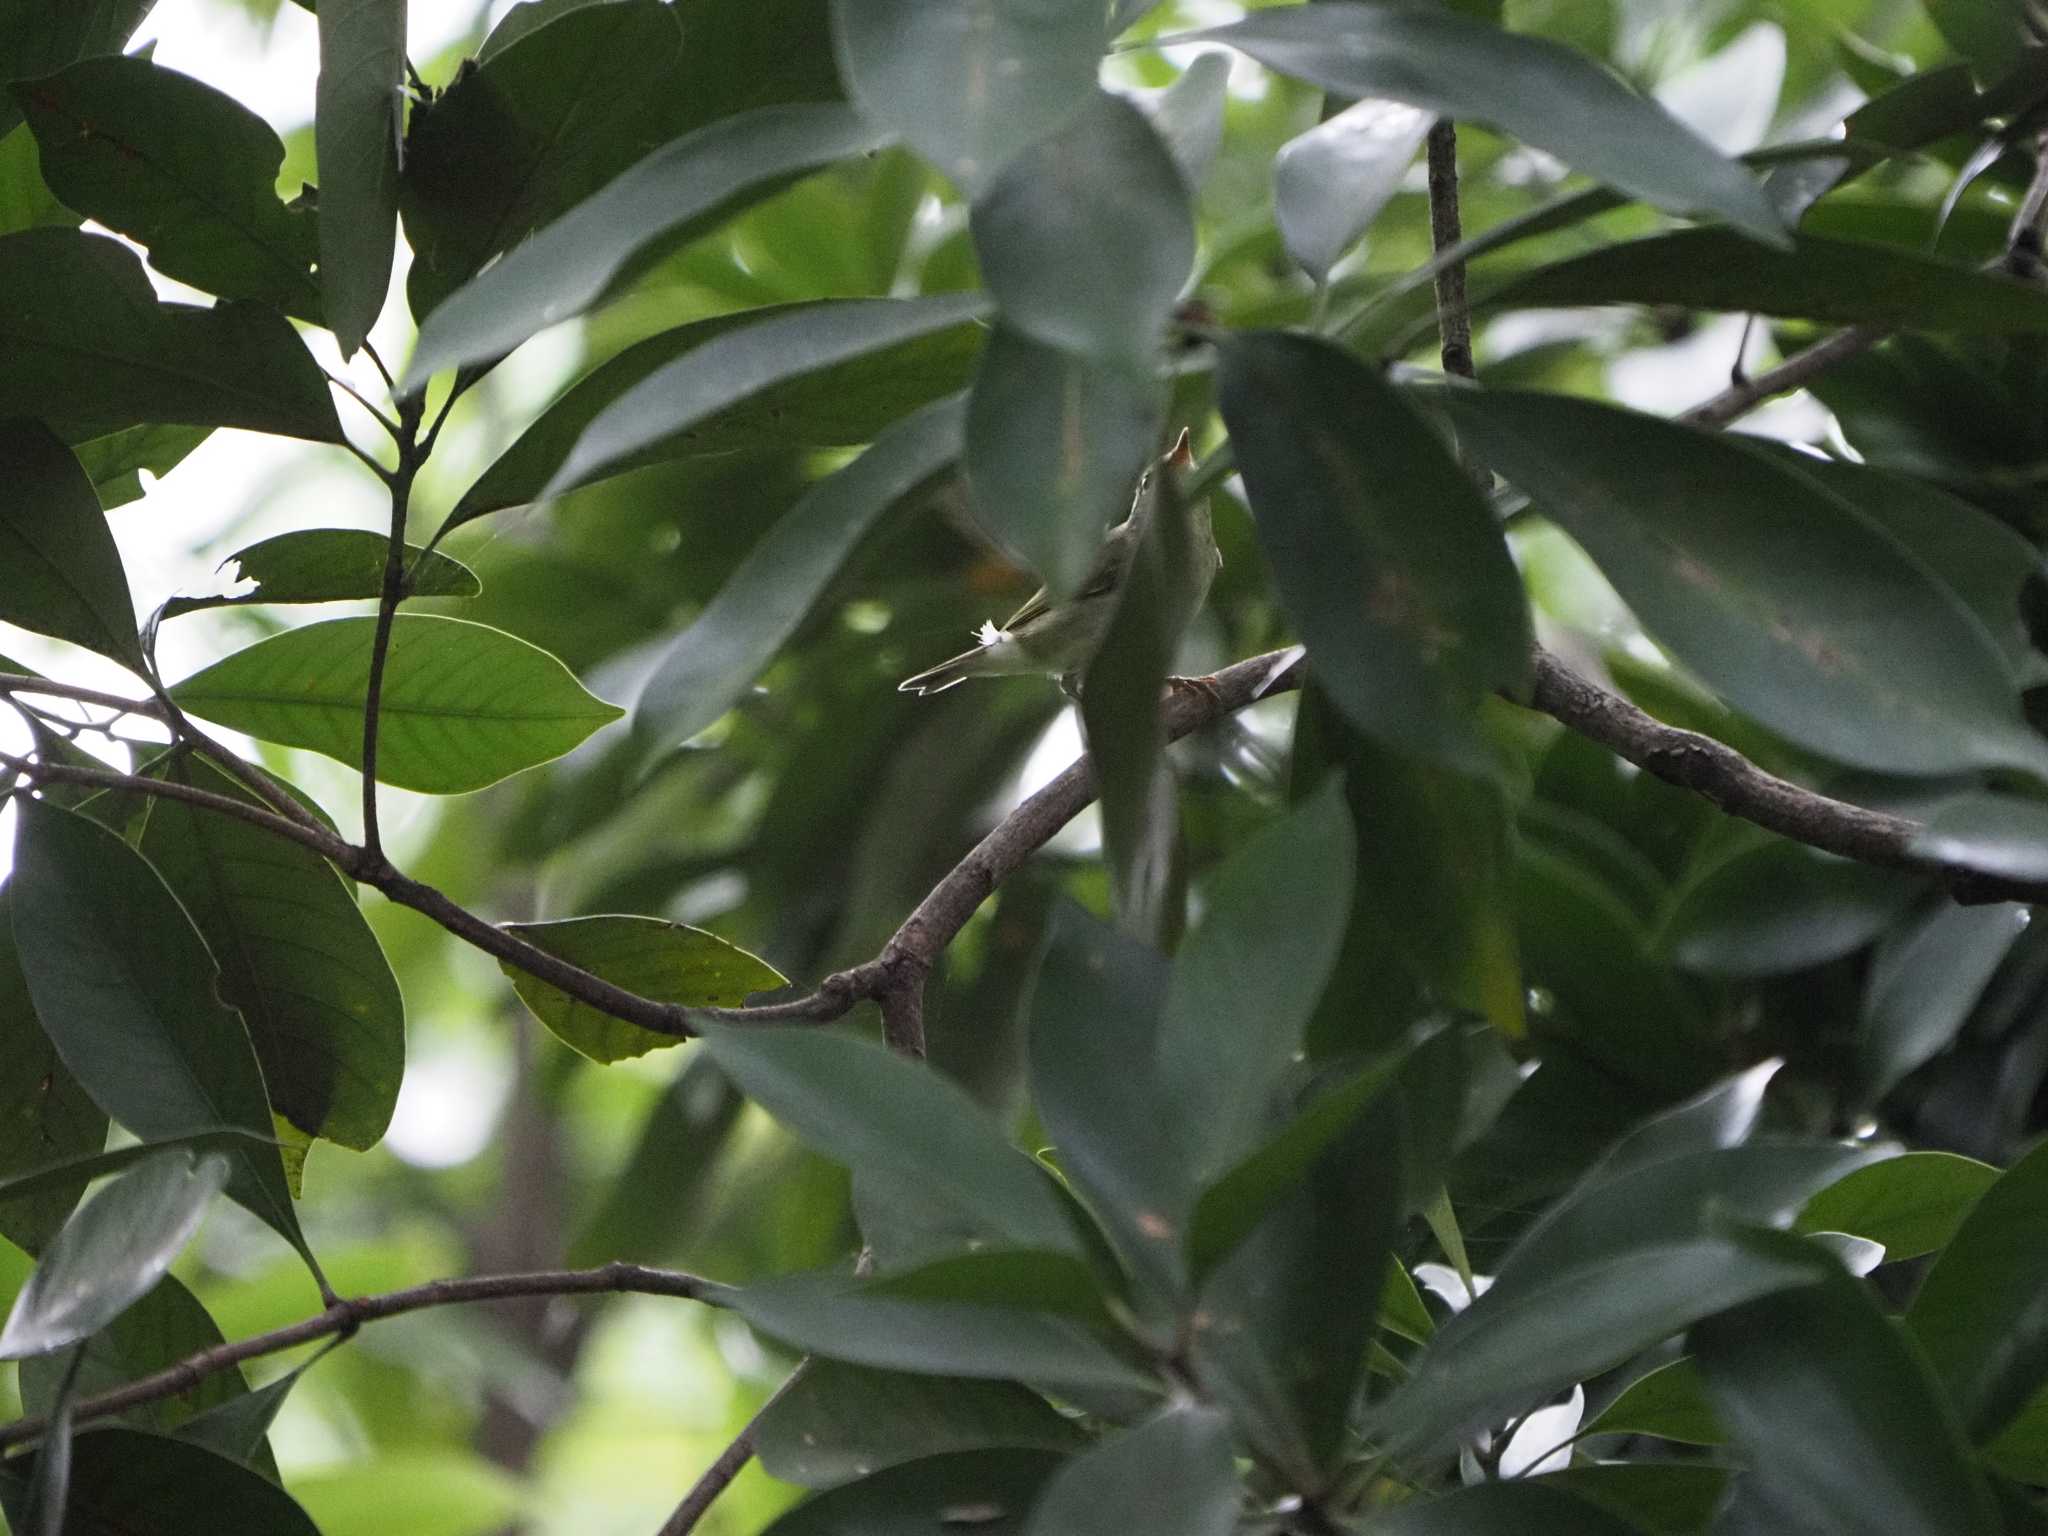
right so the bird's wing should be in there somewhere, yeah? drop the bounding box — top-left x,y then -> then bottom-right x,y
997,514 -> 1138,631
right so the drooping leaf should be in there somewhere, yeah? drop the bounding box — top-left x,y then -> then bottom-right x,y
314,0 -> 403,355
0,418 -> 140,670
172,1356 -> 306,1478
169,615 -> 624,795
1157,779 -> 1356,1181
13,55 -> 321,319
0,0 -> 156,138
1273,97 -> 1435,281
1436,387 -> 2048,779
401,103 -> 886,388
700,1024 -> 1082,1258
1695,1228 -> 1999,1536
1490,228 -> 2048,331
138,755 -> 404,1150
0,1428 -> 321,1536
1187,3 -> 1784,246
1141,51 -> 1228,190
161,530 -> 478,620
540,293 -> 987,502
1656,840 -> 1919,977
18,1275 -> 248,1440
0,228 -> 342,441
760,1449 -> 1065,1536
447,308 -> 977,531
1797,1151 -> 2000,1262
8,800 -> 306,1259
631,391 -> 965,754
1019,1406 -> 1237,1536
499,914 -> 785,1063
1909,1136 -> 2048,1441
829,0 -> 1102,195
1859,900 -> 2023,1105
755,1362 -> 1084,1488
1217,331 -> 1532,774
0,1147 -> 227,1358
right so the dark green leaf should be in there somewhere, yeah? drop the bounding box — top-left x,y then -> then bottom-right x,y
169,615 -> 625,795
138,755 -> 404,1150
8,800 -> 306,1259
0,1129 -> 277,1209
1158,779 -> 1355,1181
1436,387 -> 2048,778
1363,1480 -> 1655,1535
0,418 -> 140,667
500,914 -> 785,1063
448,308 -> 977,530
0,0 -> 156,138
760,1449 -> 1064,1536
1538,1465 -> 1728,1535
14,55 -> 321,319
971,91 -> 1191,366
631,391 -> 964,753
542,294 -> 986,502
0,120 -> 73,237
69,422 -> 211,510
1656,841 -> 1919,977
1859,900 -> 2022,1104
1694,1228 -> 1998,1536
161,530 -> 477,620
172,1357 -> 305,1478
0,1148 -> 226,1357
0,228 -> 342,441
1492,229 -> 2048,331
401,103 -> 886,388
19,1275 -> 247,1439
1582,1357 -> 1722,1444
1797,1151 -> 2000,1262
756,1362 -> 1083,1488
964,324 -> 1162,597
314,0 -> 403,355
700,1024 -> 1082,1257
830,0 -> 1102,195
0,1428 -> 320,1536
1912,792 -> 2048,883
1218,332 -> 1531,774
1019,1406 -> 1236,1536
1189,3 -> 1783,246
1908,1135 -> 2048,1440
1923,0 -> 2034,77
1274,98 -> 1434,281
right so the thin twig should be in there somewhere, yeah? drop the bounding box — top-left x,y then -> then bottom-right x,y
2,754 -> 348,859
1679,323 -> 1887,429
360,434 -> 423,862
0,1263 -> 716,1452
656,1361 -> 812,1536
0,674 -> 166,720
1424,121 -> 1474,381
2002,129 -> 2048,280
323,369 -> 403,441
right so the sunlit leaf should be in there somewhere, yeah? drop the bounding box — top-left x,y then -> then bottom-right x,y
1274,97 -> 1434,281
161,529 -> 478,620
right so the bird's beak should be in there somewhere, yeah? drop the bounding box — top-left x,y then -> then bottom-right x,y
1167,427 -> 1194,469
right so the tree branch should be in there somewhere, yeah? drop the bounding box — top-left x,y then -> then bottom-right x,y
359,452 -> 418,865
0,1262 -> 715,1452
656,1361 -> 812,1536
1425,120 -> 1473,382
1679,322 -> 1887,429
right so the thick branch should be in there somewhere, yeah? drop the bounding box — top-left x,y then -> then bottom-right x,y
0,1262 -> 714,1452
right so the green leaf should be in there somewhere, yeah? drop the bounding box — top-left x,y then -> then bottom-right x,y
1187,3 -> 1784,247
1908,1135 -> 2048,1441
0,1428 -> 321,1536
8,800 -> 306,1260
567,1053 -> 742,1266
19,1275 -> 249,1440
0,418 -> 140,667
1656,841 -> 1919,977
161,529 -> 478,620
728,1266 -> 1152,1392
0,1129 -> 278,1210
172,1357 -> 304,1478
700,1024 -> 1082,1258
971,91 -> 1191,367
1436,387 -> 2048,779
0,0 -> 156,138
1217,332 -> 1532,774
756,1362 -> 1084,1488
13,55 -> 321,319
138,755 -> 404,1150
0,228 -> 342,441
761,1449 -> 1065,1536
1158,780 -> 1355,1181
1142,51 -> 1228,190
0,887 -> 107,1255
1020,1406 -> 1236,1536
1490,229 -> 2048,331
1694,1228 -> 1999,1536
314,0 -> 403,355
168,615 -> 624,795
631,391 -> 964,754
1859,900 -> 2022,1104
499,914 -> 785,1063
447,307 -> 977,531
1798,1151 -> 2000,1262
1912,792 -> 2048,883
1922,0 -> 2035,79
1583,1357 -> 1722,1444
540,293 -> 987,502
0,1147 -> 227,1357
401,103 -> 886,388
964,324 -> 1163,598
1363,1481 -> 1657,1535
1274,98 -> 1435,282
69,422 -> 212,510
0,119 -> 73,237
829,0 -> 1102,195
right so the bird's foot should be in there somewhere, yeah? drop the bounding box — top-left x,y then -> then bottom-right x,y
1166,674 -> 1224,712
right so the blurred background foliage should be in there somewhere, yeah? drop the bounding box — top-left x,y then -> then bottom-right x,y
2,0 -> 2046,1529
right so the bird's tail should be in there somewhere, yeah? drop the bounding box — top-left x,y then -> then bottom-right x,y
897,645 -> 985,695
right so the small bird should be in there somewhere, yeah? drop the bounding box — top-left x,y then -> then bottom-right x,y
899,431 -> 1217,696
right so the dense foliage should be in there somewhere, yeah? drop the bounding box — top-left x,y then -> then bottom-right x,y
5,0 -> 2048,1531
